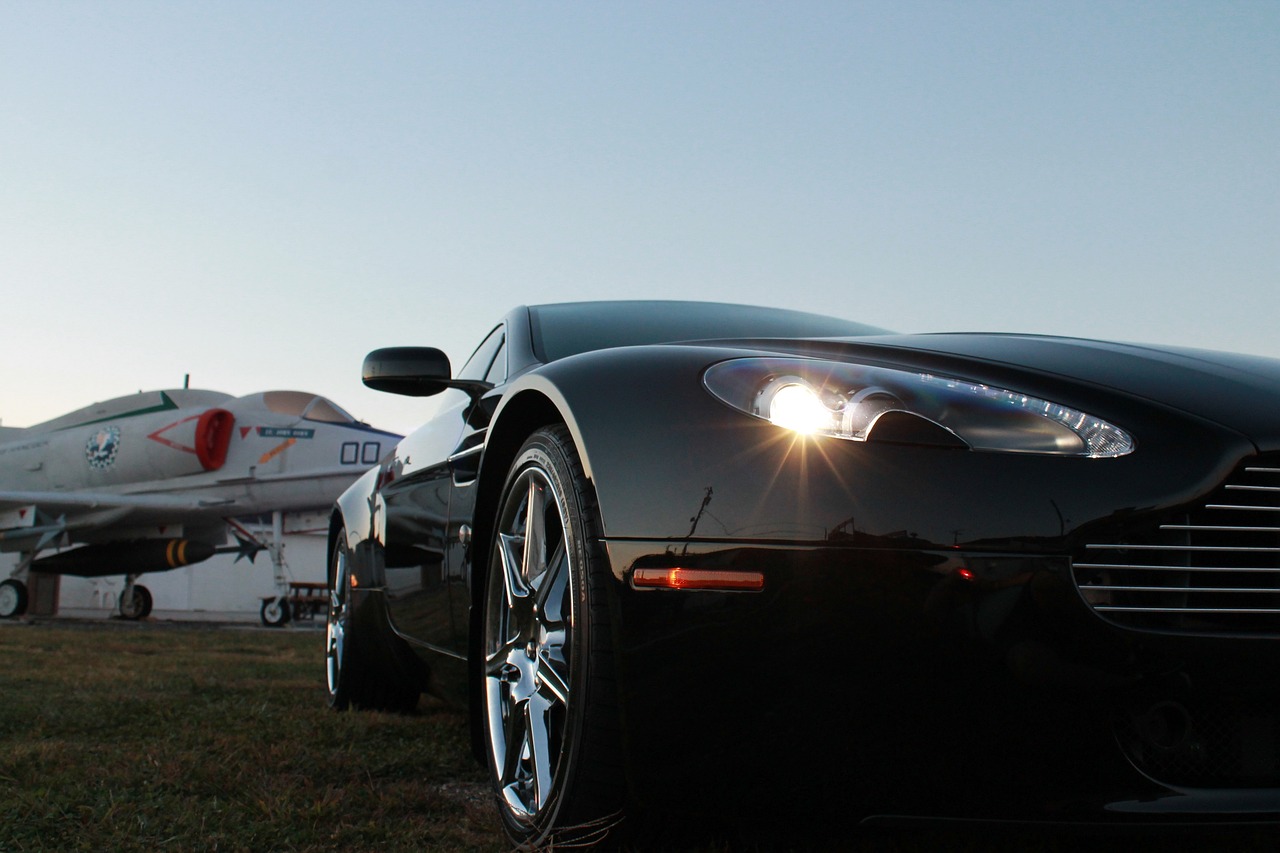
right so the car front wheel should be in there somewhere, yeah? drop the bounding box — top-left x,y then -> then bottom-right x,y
482,426 -> 624,847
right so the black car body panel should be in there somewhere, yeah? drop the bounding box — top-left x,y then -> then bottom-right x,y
512,341 -> 1255,547
328,301 -> 1280,837
863,333 -> 1280,448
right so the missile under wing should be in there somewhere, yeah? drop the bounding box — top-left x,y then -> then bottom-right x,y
0,388 -> 401,620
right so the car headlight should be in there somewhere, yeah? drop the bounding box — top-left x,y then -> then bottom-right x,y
703,357 -> 1134,458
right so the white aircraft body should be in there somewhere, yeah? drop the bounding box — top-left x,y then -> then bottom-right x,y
0,388 -> 400,621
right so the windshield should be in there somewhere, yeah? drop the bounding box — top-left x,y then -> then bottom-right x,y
529,301 -> 889,363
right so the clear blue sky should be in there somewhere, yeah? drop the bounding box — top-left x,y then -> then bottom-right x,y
3,1 -> 1277,435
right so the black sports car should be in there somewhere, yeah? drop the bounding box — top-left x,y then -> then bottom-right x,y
325,300 -> 1280,845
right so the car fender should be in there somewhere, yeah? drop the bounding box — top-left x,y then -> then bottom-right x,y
489,343 -> 1254,553
331,464 -> 382,585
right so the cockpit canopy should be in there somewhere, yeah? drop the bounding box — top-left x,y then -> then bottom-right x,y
257,391 -> 358,424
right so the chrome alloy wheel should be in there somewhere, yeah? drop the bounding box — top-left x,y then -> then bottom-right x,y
326,544 -> 349,700
484,460 -> 576,824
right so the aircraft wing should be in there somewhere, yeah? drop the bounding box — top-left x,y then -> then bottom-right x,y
0,489 -> 230,515
0,489 -> 235,552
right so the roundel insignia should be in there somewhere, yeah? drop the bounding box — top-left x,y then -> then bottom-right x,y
86,426 -> 122,470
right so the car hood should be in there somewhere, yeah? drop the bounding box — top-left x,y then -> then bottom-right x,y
848,333 -> 1280,447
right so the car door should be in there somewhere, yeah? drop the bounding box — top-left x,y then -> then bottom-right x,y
442,331 -> 507,650
380,325 -> 505,655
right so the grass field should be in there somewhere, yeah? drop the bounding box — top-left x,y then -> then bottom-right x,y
1,619 -> 1274,853
0,620 -> 502,852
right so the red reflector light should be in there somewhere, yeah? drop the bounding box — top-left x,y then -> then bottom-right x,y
956,568 -> 975,582
632,568 -> 765,592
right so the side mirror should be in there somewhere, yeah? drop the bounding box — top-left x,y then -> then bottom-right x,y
362,347 -> 494,398
362,347 -> 452,397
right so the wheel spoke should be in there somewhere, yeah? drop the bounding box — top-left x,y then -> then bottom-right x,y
522,477 -> 547,585
501,694 -> 529,788
536,647 -> 570,708
485,642 -> 522,678
500,781 -> 532,819
498,532 -> 531,604
535,538 -> 569,625
328,619 -> 344,663
326,618 -> 344,693
526,694 -> 554,811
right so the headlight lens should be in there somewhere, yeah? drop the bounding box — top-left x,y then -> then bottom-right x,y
703,357 -> 1134,458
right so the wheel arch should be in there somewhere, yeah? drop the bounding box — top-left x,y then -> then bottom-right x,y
325,470 -> 428,712
329,465 -> 380,582
472,385 -> 580,592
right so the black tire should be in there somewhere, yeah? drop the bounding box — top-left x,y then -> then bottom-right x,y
119,584 -> 153,620
0,579 -> 28,618
481,426 -> 624,847
326,530 -> 418,712
260,596 -> 292,627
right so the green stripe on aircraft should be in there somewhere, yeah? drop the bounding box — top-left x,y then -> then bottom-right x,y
57,392 -> 181,430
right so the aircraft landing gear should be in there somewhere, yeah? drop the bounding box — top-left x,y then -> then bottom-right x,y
119,583 -> 153,620
0,579 -> 28,618
260,595 -> 292,627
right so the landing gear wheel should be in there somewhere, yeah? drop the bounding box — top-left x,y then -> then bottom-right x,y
119,584 -> 153,620
326,530 -> 418,711
0,579 -> 28,618
482,426 -> 624,847
261,596 -> 291,627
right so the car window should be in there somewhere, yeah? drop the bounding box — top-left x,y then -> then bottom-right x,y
484,338 -> 507,385
457,325 -> 504,382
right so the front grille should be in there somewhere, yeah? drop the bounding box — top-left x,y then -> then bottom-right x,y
1073,459 -> 1280,635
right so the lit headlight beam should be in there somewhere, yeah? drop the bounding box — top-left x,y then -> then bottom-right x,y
705,358 -> 1134,458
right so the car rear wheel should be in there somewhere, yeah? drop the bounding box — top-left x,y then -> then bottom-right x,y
327,530 -> 417,712
326,534 -> 357,708
482,426 -> 624,847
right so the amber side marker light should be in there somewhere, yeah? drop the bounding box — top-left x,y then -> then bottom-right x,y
631,568 -> 765,592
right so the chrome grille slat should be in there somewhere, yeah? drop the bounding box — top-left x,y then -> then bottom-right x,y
1085,544 -> 1280,552
1076,562 -> 1280,574
1096,606 -> 1280,614
1073,455 -> 1280,635
1095,586 -> 1280,594
1159,524 -> 1280,533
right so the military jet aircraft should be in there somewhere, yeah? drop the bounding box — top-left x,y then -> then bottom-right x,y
0,388 -> 400,620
